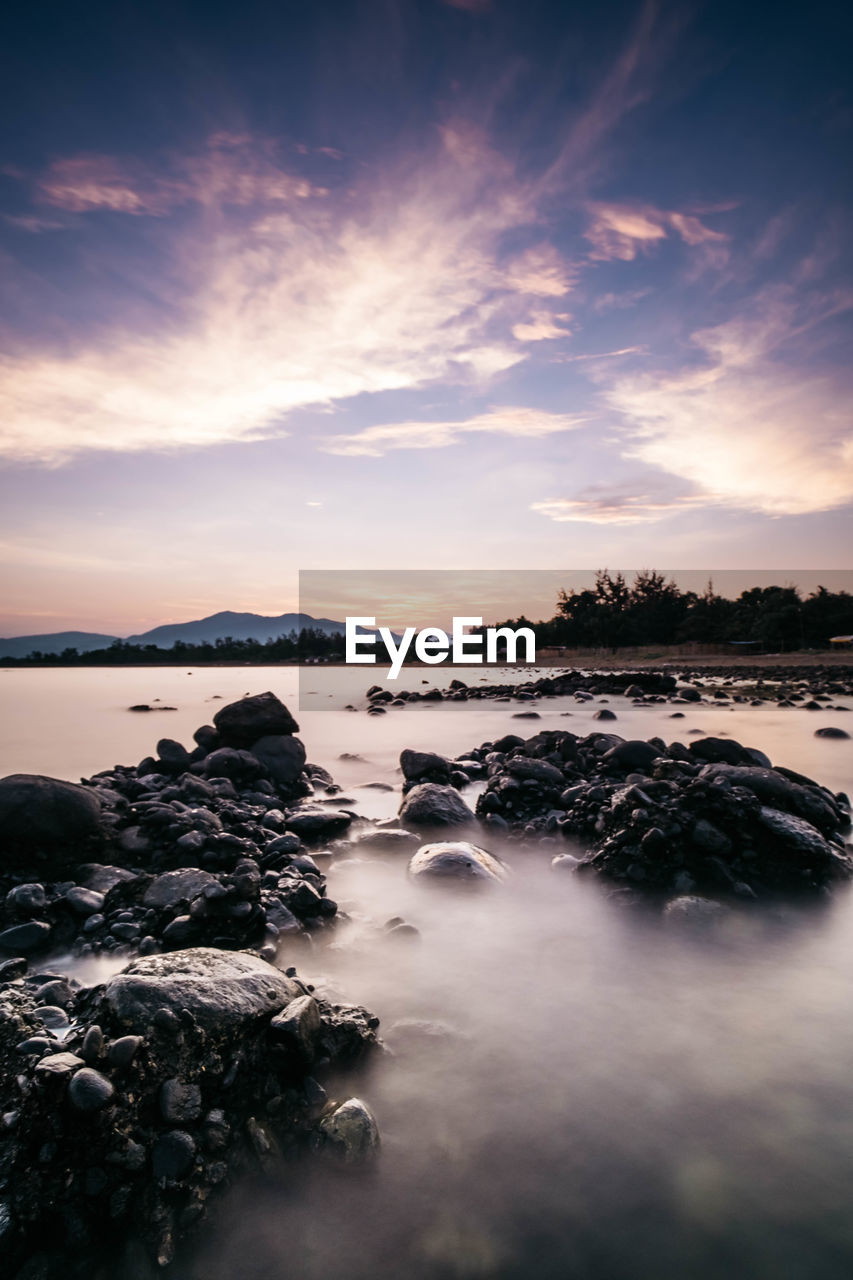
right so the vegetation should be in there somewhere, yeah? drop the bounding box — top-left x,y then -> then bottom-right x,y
0,627 -> 347,666
480,572 -> 853,654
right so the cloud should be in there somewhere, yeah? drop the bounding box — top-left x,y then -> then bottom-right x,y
320,407 -> 586,457
32,136 -> 326,218
511,311 -> 571,342
531,485 -> 708,524
0,126 -> 581,463
607,288 -> 853,515
585,201 -> 729,263
503,244 -> 574,297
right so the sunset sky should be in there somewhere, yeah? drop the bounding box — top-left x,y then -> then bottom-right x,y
1,0 -> 851,635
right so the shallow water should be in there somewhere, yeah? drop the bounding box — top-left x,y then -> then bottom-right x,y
2,665 -> 853,1278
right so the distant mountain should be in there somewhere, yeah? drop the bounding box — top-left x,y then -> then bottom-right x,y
0,630 -> 119,659
127,611 -> 346,647
0,611 -> 352,660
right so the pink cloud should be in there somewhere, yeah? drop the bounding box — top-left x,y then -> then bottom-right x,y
585,201 -> 729,263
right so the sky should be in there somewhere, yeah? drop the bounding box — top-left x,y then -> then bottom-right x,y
0,0 -> 851,636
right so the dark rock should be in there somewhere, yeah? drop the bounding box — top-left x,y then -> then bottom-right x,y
213,692 -> 298,748
143,869 -> 218,911
601,740 -> 661,774
0,921 -> 51,954
815,726 -> 850,740
160,1078 -> 202,1124
318,1098 -> 380,1164
201,748 -> 266,784
0,774 -> 102,855
156,739 -> 192,773
269,995 -> 321,1061
6,883 -> 47,916
64,886 -> 105,917
285,808 -> 352,841
68,1068 -> 115,1112
250,734 -> 306,785
400,749 -> 452,785
399,784 -> 476,830
152,1130 -> 196,1181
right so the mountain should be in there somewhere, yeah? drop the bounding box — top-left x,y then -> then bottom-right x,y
0,631 -> 119,659
0,612 -> 351,660
127,611 -> 346,647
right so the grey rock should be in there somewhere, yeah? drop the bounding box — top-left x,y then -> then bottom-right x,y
398,783 -> 475,830
319,1097 -> 380,1164
285,807 -> 352,840
65,886 -> 105,917
269,995 -> 321,1060
98,947 -> 301,1034
400,749 -> 451,783
6,883 -> 47,916
35,1052 -> 84,1077
408,840 -> 507,883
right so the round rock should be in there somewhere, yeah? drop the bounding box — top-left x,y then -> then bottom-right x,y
408,841 -> 507,883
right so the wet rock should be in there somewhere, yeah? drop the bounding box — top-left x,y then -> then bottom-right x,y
815,726 -> 850,740
0,774 -> 102,856
96,947 -> 301,1034
285,808 -> 352,841
160,1078 -> 202,1124
351,828 -> 421,854
318,1097 -> 380,1164
250,734 -> 306,785
408,841 -> 507,883
152,1130 -> 196,1181
399,784 -> 476,830
213,692 -> 298,748
663,896 -> 730,925
64,886 -> 105,917
143,869 -> 218,911
201,748 -> 266,784
269,995 -> 321,1061
6,883 -> 47,916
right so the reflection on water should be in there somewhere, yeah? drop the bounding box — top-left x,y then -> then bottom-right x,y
2,666 -> 853,1278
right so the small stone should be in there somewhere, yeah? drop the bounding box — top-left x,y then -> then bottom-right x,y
65,886 -> 105,917
81,1025 -> 105,1064
108,1035 -> 143,1070
160,1078 -> 202,1124
35,1051 -> 85,1077
152,1130 -> 196,1181
68,1067 -> 115,1112
319,1097 -> 380,1164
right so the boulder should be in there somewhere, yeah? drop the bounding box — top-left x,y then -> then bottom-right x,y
142,868 -> 218,911
285,808 -> 353,841
601,740 -> 661,774
0,774 -> 102,854
398,784 -> 476,830
250,734 -> 307,785
95,947 -> 301,1035
213,692 -> 298,748
399,749 -> 451,784
408,841 -> 507,883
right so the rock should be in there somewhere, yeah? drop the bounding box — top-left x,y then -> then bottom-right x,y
663,896 -> 729,924
757,806 -> 844,865
156,738 -> 192,773
0,921 -> 51,954
593,708 -> 617,720
269,995 -> 321,1060
552,853 -> 581,871
213,692 -> 299,748
108,1035 -> 143,1070
408,841 -> 507,883
152,1130 -> 196,1181
160,1078 -> 202,1124
64,886 -> 105,917
68,1067 -> 115,1112
6,883 -> 47,916
815,726 -> 850,740
398,784 -> 476,830
201,747 -> 266,783
400,749 -> 451,784
250,734 -> 307,785
688,737 -> 771,767
285,808 -> 352,840
0,774 -> 102,854
319,1097 -> 380,1164
97,947 -> 301,1035
351,828 -> 421,853
505,757 -> 565,787
34,1052 -> 85,1077
143,868 -> 218,911
600,740 -> 661,774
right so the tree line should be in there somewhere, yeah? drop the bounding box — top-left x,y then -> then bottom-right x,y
0,627 -> 347,666
480,571 -> 853,653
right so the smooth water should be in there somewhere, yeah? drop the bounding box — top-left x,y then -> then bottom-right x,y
2,665 -> 853,1279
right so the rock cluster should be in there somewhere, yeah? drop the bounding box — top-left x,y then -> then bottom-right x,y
460,728 -> 853,900
0,947 -> 378,1276
0,693 -> 355,966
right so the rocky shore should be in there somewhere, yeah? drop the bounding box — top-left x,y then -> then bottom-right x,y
2,677 -> 851,1275
0,693 -> 381,1278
